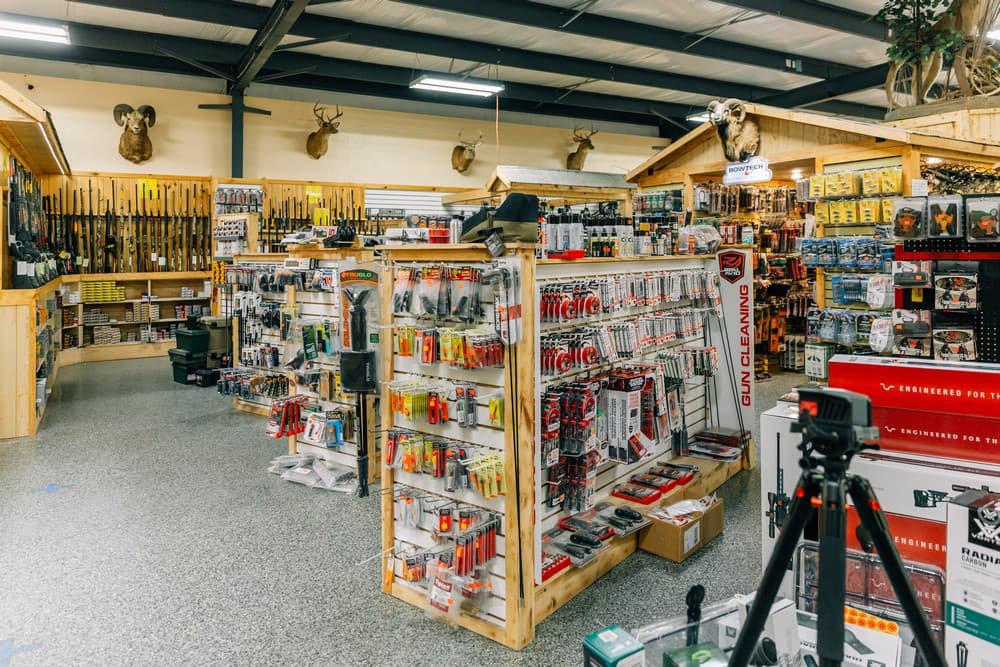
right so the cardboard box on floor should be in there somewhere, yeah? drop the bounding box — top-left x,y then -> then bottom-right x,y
638,497 -> 724,562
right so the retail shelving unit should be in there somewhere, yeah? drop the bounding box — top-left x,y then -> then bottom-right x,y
627,102 -> 1000,380
223,247 -> 380,480
379,244 -> 752,649
58,272 -> 212,362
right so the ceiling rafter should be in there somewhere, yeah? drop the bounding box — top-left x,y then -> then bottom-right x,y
25,21 -> 707,122
70,0 -> 794,101
387,0 -> 858,79
710,0 -> 887,41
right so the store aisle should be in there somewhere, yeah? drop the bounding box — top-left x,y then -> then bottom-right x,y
0,360 -> 803,666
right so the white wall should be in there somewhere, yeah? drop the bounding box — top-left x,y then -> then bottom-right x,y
0,72 -> 660,186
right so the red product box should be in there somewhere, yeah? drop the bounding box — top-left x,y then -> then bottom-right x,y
869,407 -> 1000,462
827,355 -> 1000,463
828,355 -> 1000,417
845,452 -> 1000,572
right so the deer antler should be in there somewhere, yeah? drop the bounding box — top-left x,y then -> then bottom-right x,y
573,127 -> 598,142
329,105 -> 344,121
313,102 -> 326,124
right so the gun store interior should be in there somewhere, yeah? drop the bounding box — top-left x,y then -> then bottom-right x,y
2,3 -> 1000,665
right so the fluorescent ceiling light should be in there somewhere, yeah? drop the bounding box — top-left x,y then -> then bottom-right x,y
410,75 -> 504,97
0,16 -> 69,44
926,156 -> 943,164
686,112 -> 710,123
791,169 -> 803,180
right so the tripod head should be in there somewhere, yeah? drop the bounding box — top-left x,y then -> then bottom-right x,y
792,387 -> 879,464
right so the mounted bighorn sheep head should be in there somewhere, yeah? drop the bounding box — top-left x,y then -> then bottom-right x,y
706,98 -> 759,163
451,130 -> 483,174
306,103 -> 344,159
113,104 -> 155,164
566,127 -> 598,171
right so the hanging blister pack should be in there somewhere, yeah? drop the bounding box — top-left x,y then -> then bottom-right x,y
865,275 -> 894,310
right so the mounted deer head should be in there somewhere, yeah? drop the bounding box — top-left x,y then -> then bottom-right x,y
113,103 -> 155,164
451,130 -> 483,174
306,103 -> 344,159
566,127 -> 597,171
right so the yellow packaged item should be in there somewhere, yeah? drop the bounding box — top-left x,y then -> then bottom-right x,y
880,167 -> 903,195
809,174 -> 826,199
861,170 -> 881,196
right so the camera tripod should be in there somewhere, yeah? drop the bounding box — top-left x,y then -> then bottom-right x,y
729,388 -> 946,667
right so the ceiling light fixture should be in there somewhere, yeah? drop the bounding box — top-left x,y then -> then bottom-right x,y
926,156 -> 943,164
0,15 -> 70,44
686,111 -> 710,123
410,75 -> 504,97
791,169 -> 803,180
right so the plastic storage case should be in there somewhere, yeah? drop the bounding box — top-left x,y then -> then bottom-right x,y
176,327 -> 209,353
172,364 -> 198,384
168,348 -> 207,365
194,368 -> 220,387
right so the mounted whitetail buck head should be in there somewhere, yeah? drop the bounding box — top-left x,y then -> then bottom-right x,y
566,127 -> 597,171
113,104 -> 155,164
451,130 -> 483,174
306,103 -> 344,159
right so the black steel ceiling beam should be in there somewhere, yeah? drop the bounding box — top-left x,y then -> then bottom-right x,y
0,40 -> 658,128
17,23 -> 682,127
233,0 -> 310,90
761,63 -> 890,110
711,0 -> 886,41
387,0 -> 856,79
55,21 -> 703,120
70,0 -> 786,100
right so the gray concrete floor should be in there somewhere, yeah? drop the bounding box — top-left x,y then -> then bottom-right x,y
0,359 -> 804,666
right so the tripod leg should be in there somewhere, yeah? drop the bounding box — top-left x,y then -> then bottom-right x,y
848,475 -> 947,667
729,472 -> 819,667
817,475 -> 847,665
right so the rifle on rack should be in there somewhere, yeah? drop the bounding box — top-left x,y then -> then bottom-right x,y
139,183 -> 147,273
106,183 -> 116,273
203,185 -> 211,269
84,181 -> 93,273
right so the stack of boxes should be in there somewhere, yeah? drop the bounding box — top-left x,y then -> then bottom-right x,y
168,317 -> 231,385
169,325 -> 209,384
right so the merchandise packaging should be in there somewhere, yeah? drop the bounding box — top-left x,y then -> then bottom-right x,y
945,490 -> 1000,667
891,197 -> 927,240
964,195 -> 1000,242
796,610 -> 901,667
339,260 -> 380,393
927,195 -> 963,238
638,496 -> 723,562
827,355 -> 1000,463
932,327 -> 977,361
892,260 -> 932,288
582,625 -> 645,667
716,596 -> 801,664
934,272 -> 978,310
868,317 -> 894,354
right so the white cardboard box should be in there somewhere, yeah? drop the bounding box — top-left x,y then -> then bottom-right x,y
945,490 -> 1000,667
